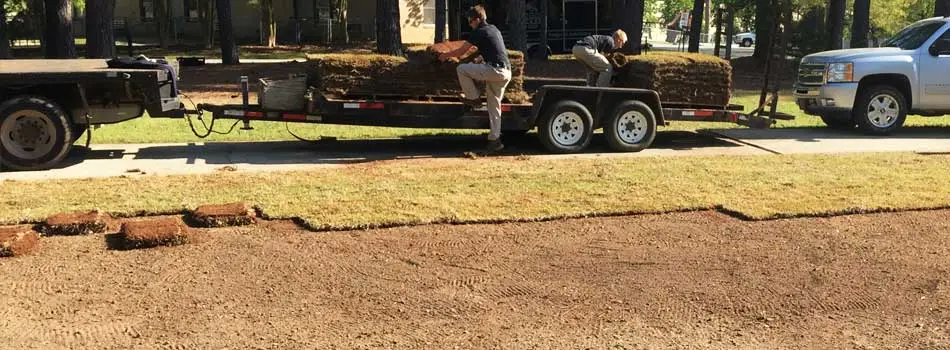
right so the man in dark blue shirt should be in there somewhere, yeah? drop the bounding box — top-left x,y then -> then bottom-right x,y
572,30 -> 627,87
439,5 -> 511,154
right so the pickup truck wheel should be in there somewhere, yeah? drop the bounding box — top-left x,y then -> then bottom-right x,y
538,100 -> 594,153
741,38 -> 753,47
605,100 -> 657,152
819,113 -> 855,130
0,96 -> 74,171
854,85 -> 906,135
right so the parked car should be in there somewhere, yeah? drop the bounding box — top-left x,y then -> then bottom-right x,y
734,32 -> 756,47
793,17 -> 950,134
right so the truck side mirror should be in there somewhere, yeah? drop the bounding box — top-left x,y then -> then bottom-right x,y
929,39 -> 950,56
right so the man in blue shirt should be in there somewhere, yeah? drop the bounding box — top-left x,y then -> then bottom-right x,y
439,5 -> 511,153
572,30 -> 627,87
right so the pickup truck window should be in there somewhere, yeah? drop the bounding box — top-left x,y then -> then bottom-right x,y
881,21 -> 945,50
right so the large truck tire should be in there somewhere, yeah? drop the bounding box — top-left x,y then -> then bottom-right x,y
0,96 -> 74,171
853,85 -> 907,135
604,100 -> 657,152
538,100 -> 594,153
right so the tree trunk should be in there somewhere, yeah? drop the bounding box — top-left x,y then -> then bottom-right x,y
540,0 -> 548,52
703,0 -> 711,35
448,0 -> 459,40
31,0 -> 46,52
261,0 -> 276,47
752,0 -> 772,60
199,0 -> 215,49
331,0 -> 349,44
850,0 -> 870,48
216,0 -> 239,64
85,0 -> 116,58
376,0 -> 403,56
687,0 -> 705,52
435,0 -> 446,42
936,0 -> 950,16
507,0 -> 527,52
826,0 -> 845,50
0,1 -> 11,59
620,0 -> 644,54
43,0 -> 76,58
156,0 -> 170,48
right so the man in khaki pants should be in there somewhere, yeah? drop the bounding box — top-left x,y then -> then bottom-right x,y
439,5 -> 511,154
572,30 -> 627,87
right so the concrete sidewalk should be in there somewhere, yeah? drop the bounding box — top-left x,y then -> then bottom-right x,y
0,131 -> 762,181
5,127 -> 950,181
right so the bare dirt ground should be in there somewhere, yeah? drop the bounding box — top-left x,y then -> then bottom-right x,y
1,210 -> 949,349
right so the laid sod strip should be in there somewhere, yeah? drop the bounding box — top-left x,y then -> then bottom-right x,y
40,210 -> 109,236
187,203 -> 256,228
119,218 -> 188,249
0,226 -> 40,257
3,153 -> 950,228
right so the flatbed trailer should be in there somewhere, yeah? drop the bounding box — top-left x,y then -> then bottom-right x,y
196,81 -> 792,154
0,59 -> 792,171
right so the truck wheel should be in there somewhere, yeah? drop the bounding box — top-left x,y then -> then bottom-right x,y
742,38 -> 753,47
819,112 -> 856,130
0,96 -> 74,171
538,100 -> 594,153
605,100 -> 657,152
853,85 -> 907,135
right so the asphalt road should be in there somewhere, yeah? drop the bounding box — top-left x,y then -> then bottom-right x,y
4,127 -> 950,181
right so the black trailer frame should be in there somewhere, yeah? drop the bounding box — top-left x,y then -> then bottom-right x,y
194,81 -> 792,154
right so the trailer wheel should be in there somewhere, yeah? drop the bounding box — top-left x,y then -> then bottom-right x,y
605,101 -> 657,152
0,96 -> 74,171
538,100 -> 594,153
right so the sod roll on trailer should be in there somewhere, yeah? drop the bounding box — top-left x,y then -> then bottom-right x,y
307,41 -> 530,104
610,52 -> 732,107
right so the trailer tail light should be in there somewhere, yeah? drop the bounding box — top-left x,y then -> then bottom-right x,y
501,105 -> 512,112
245,111 -> 264,119
682,110 -> 714,118
343,102 -> 386,109
283,113 -> 307,121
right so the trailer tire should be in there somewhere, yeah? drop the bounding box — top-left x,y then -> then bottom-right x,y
605,100 -> 657,152
538,100 -> 594,153
0,96 -> 74,171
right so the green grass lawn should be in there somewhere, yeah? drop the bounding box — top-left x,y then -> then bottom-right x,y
85,89 -> 950,144
4,153 -> 950,228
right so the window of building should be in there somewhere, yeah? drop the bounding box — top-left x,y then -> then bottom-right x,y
140,0 -> 155,22
424,0 -> 436,26
184,0 -> 201,22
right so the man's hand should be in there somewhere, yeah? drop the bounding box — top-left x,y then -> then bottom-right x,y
439,53 -> 452,62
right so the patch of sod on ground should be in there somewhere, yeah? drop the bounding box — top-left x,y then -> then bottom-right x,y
0,227 -> 40,257
3,153 -> 950,229
119,218 -> 188,250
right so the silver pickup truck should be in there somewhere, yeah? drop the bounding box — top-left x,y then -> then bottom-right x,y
794,17 -> 950,134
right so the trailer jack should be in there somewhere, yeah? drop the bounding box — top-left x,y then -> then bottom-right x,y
240,76 -> 254,131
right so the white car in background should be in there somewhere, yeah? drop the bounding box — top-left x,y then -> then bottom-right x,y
734,32 -> 756,47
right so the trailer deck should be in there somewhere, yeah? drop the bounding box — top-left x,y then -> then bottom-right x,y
0,59 -> 172,84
